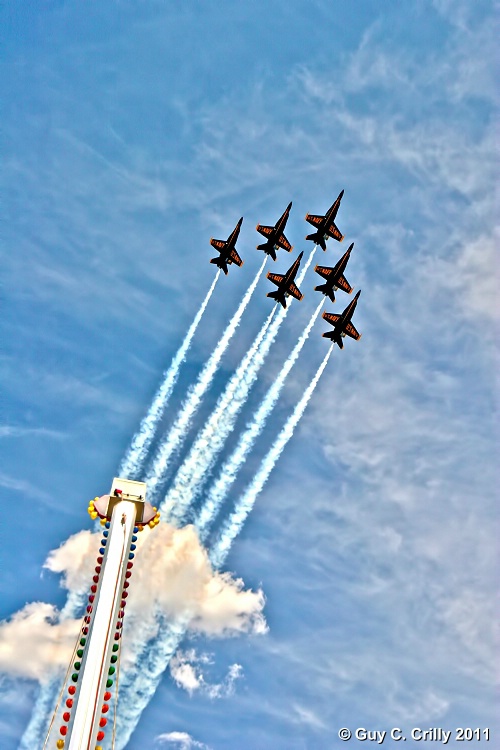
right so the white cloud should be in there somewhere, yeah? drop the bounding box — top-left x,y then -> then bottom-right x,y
0,425 -> 65,439
170,657 -> 202,695
0,472 -> 53,505
431,231 -> 500,322
117,13 -> 496,742
169,649 -> 243,698
387,687 -> 451,725
122,522 -> 267,652
10,3 -> 498,747
291,703 -> 327,730
155,731 -> 211,749
1,523 -> 265,685
0,604 -> 79,682
437,589 -> 500,684
45,529 -> 101,595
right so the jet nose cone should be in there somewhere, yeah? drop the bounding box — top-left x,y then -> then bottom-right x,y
354,289 -> 361,300
297,251 -> 304,260
347,242 -> 354,253
286,201 -> 293,211
339,189 -> 345,199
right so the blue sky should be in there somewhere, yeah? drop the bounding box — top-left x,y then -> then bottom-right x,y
1,1 -> 498,748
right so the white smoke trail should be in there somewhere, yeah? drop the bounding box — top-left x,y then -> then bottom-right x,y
164,247 -> 318,525
197,299 -> 324,539
209,344 -> 334,569
112,343 -> 332,749
21,263 -> 261,747
115,618 -> 187,749
162,305 -> 276,522
146,258 -> 267,499
104,250 -> 322,744
119,272 -> 220,479
23,251 -> 320,747
19,681 -> 58,750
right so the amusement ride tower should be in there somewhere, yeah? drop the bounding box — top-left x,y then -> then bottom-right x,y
46,478 -> 160,750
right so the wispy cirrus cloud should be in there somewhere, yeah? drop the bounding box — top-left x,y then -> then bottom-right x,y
0,425 -> 66,439
166,7 -> 499,742
0,472 -> 53,504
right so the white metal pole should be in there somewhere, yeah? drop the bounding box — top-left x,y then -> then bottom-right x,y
68,499 -> 136,750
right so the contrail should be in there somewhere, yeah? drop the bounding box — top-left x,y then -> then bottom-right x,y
164,247 -> 318,525
119,272 -> 220,479
21,271 -> 226,748
108,342 -> 332,750
115,618 -> 187,749
146,258 -> 267,499
20,680 -> 60,750
197,299 -> 325,539
162,305 -> 276,522
98,249 -> 323,744
23,251 -> 321,747
210,344 -> 334,569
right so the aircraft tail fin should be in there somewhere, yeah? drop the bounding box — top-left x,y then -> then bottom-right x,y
257,242 -> 277,260
306,232 -> 326,250
267,290 -> 286,308
314,283 -> 335,303
322,330 -> 343,348
210,257 -> 228,275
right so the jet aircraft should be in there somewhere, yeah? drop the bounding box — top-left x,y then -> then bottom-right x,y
209,217 -> 244,275
256,202 -> 293,261
305,190 -> 345,250
266,251 -> 304,308
322,290 -> 361,349
314,243 -> 354,303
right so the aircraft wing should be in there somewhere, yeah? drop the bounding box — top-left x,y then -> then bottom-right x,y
336,274 -> 353,294
229,248 -> 243,267
326,222 -> 344,241
305,213 -> 324,227
267,272 -> 284,287
328,194 -> 342,220
315,265 -> 333,280
344,321 -> 361,340
277,233 -> 293,252
256,224 -> 273,237
287,282 -> 303,301
323,312 -> 340,325
210,238 -> 226,250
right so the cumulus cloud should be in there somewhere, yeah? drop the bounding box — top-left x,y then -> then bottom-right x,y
0,523 -> 266,684
121,522 -> 267,652
0,603 -> 80,682
44,529 -> 101,595
169,649 -> 243,698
